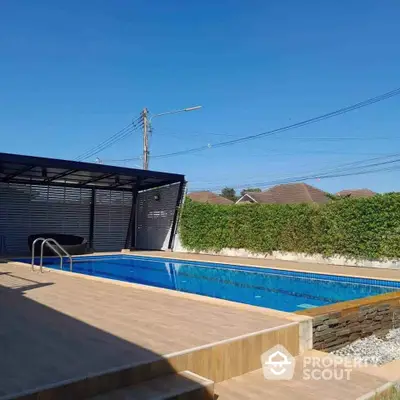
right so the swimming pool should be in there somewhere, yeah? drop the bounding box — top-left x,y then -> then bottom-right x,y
20,255 -> 400,312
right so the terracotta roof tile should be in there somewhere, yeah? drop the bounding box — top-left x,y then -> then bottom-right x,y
187,191 -> 233,204
237,183 -> 330,204
336,189 -> 376,198
238,192 -> 275,203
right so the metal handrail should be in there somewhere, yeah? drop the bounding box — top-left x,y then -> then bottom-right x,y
40,239 -> 64,272
31,237 -> 73,272
40,239 -> 73,272
31,237 -> 46,271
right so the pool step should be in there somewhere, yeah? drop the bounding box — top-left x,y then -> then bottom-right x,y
13,322 -> 300,399
214,350 -> 394,399
89,371 -> 214,400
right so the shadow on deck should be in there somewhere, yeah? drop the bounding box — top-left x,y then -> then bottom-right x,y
0,274 -> 211,399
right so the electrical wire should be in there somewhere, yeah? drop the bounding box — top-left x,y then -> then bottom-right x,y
190,153 -> 400,192
190,165 -> 400,192
75,115 -> 143,162
152,130 -> 400,141
75,123 -> 133,161
110,86 -> 400,163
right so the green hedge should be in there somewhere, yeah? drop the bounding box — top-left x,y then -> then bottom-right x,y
179,194 -> 400,260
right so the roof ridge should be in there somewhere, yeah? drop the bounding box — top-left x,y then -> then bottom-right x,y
303,183 -> 313,202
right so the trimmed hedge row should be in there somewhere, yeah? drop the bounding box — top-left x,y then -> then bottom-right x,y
179,194 -> 400,260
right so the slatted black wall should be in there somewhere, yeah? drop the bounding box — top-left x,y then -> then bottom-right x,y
0,181 -> 180,255
136,183 -> 180,250
0,183 -> 91,255
93,189 -> 132,252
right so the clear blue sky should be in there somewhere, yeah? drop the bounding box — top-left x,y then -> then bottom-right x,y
1,0 -> 400,194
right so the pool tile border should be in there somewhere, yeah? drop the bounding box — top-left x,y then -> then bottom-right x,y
9,250 -> 400,282
123,254 -> 400,288
295,290 -> 400,317
125,252 -> 400,283
15,253 -> 400,289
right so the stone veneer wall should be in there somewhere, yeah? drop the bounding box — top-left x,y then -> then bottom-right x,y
297,292 -> 400,352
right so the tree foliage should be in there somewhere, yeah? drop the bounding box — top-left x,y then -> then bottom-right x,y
179,194 -> 400,260
220,187 -> 237,202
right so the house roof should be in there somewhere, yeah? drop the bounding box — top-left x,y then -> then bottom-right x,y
237,183 -> 330,204
336,189 -> 376,198
187,191 -> 233,204
236,191 -> 275,204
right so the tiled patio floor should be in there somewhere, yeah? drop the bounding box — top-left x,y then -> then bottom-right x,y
0,262 -> 293,399
215,351 -> 392,400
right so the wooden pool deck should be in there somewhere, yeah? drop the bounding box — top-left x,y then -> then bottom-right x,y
0,261 -> 308,399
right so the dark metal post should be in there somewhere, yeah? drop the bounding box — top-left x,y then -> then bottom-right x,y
125,184 -> 139,249
89,189 -> 95,250
168,180 -> 186,250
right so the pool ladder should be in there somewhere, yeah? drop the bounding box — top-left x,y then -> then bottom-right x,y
31,237 -> 73,273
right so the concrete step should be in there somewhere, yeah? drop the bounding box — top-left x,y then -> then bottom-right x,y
89,370 -> 214,400
215,351 -> 394,400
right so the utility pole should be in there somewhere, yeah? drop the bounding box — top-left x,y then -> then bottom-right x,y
141,105 -> 202,170
142,108 -> 149,170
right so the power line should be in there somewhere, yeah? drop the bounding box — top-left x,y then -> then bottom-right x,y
189,151 -> 394,188
235,150 -> 388,157
75,115 -> 143,162
190,153 -> 400,192
152,130 -> 239,138
111,86 -> 400,163
153,130 -> 400,141
75,123 -> 133,161
191,164 -> 400,192
103,149 -> 385,163
262,136 -> 400,141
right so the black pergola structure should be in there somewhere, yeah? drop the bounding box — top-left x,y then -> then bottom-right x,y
0,152 -> 185,255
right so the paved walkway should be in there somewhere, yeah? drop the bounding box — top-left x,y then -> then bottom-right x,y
129,251 -> 400,281
0,262 -> 292,399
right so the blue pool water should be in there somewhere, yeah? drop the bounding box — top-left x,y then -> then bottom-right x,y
19,255 -> 400,312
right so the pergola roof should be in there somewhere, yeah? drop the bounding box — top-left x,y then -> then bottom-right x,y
0,152 -> 184,191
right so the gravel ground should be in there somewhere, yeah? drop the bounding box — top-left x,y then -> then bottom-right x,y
333,328 -> 400,365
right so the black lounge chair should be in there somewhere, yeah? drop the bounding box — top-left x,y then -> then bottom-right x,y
28,233 -> 87,256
